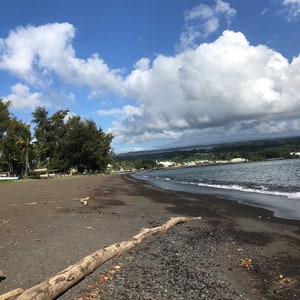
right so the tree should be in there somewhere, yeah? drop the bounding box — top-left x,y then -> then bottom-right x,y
135,159 -> 157,170
0,99 -> 11,140
0,99 -> 11,171
49,109 -> 69,168
15,124 -> 32,178
31,141 -> 48,169
62,116 -> 113,173
1,118 -> 32,177
1,104 -> 113,176
31,107 -> 51,166
32,107 -> 69,169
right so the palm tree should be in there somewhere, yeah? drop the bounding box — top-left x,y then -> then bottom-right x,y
16,125 -> 32,179
31,141 -> 48,169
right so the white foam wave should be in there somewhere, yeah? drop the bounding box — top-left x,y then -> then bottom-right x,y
158,177 -> 300,200
195,182 -> 300,199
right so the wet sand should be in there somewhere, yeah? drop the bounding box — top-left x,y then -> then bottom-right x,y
0,174 -> 299,299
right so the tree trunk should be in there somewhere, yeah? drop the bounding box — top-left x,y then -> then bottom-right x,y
24,144 -> 29,179
16,216 -> 200,300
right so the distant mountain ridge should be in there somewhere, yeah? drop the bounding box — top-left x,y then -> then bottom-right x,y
116,136 -> 300,161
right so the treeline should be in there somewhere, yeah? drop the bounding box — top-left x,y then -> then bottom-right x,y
116,136 -> 300,170
0,99 -> 113,178
209,137 -> 300,161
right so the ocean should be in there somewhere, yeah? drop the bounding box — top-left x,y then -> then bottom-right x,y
132,158 -> 300,220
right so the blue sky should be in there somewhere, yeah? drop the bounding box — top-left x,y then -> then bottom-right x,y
1,0 -> 300,153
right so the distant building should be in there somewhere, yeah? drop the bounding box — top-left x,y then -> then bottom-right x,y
290,152 -> 300,156
157,161 -> 175,168
230,158 -> 247,163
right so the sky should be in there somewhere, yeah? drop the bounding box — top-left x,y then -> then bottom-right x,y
0,0 -> 300,153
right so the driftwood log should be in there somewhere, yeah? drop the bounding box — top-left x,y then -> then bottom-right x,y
0,288 -> 24,300
16,216 -> 200,300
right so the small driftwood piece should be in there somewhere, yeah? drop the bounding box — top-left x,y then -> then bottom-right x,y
80,196 -> 89,206
0,288 -> 24,300
17,216 -> 200,300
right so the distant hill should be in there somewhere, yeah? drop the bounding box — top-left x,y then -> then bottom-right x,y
115,136 -> 300,161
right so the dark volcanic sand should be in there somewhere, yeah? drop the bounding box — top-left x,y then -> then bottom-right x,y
0,174 -> 299,299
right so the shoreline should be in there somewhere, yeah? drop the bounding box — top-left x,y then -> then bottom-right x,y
128,173 -> 300,228
0,174 -> 299,299
132,162 -> 300,221
94,174 -> 300,299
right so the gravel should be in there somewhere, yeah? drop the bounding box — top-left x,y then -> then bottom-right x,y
97,224 -> 248,300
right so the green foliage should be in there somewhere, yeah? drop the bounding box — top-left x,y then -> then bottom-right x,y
0,111 -> 32,177
31,108 -> 114,173
61,116 -> 113,172
0,100 -> 11,140
32,107 -> 69,168
116,137 -> 300,167
0,99 -> 114,176
134,159 -> 157,170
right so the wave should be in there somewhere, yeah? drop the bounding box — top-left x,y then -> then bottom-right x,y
132,161 -> 300,220
149,176 -> 300,200
195,182 -> 300,200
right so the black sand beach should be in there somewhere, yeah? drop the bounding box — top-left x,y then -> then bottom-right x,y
0,174 -> 299,299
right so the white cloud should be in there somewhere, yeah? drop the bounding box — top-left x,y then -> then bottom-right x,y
1,16 -> 300,148
179,0 -> 236,50
281,0 -> 300,20
0,23 -> 123,95
110,30 -> 300,145
0,23 -> 75,85
5,83 -> 44,109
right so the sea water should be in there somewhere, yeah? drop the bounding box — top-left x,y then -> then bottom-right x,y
132,158 -> 300,220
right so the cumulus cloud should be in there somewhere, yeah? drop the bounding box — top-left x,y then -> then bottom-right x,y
0,23 -> 123,95
5,83 -> 44,109
1,14 -> 300,148
179,0 -> 236,50
110,30 -> 300,144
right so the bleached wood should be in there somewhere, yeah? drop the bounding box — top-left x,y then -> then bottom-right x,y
0,288 -> 24,300
17,216 -> 200,300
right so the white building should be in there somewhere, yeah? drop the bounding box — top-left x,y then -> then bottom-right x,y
230,158 -> 247,163
157,161 -> 175,168
290,152 -> 300,156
